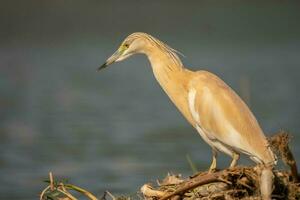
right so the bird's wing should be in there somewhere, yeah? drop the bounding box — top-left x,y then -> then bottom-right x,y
188,71 -> 273,162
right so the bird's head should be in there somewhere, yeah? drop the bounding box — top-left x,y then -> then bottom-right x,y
98,32 -> 151,71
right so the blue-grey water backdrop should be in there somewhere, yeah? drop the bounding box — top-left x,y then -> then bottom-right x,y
0,1 -> 300,199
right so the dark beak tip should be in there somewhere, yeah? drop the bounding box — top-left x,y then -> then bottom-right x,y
97,63 -> 107,72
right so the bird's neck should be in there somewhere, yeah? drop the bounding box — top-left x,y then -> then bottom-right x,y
145,49 -> 196,126
146,49 -> 184,86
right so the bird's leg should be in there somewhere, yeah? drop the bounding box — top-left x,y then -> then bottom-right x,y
229,152 -> 240,168
208,149 -> 217,173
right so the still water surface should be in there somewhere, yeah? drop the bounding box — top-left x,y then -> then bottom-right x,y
0,40 -> 299,199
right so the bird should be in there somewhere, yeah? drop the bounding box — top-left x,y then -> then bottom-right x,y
98,32 -> 276,172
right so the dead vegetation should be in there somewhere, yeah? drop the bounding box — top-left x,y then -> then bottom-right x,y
40,131 -> 300,200
141,166 -> 299,200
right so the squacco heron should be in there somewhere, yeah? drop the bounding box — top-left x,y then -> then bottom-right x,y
98,32 -> 276,172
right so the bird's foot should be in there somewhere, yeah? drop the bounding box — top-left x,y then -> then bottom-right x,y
208,160 -> 217,173
208,167 -> 217,173
208,153 -> 217,173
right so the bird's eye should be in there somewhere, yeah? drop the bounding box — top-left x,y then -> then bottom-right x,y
124,44 -> 129,48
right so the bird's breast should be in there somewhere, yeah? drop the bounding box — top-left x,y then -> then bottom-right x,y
161,80 -> 197,127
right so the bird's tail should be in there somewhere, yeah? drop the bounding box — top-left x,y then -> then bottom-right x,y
263,144 -> 277,166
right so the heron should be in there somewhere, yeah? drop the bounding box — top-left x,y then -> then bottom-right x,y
98,32 -> 276,173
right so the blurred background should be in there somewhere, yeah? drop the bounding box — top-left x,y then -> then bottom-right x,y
1,1 -> 300,199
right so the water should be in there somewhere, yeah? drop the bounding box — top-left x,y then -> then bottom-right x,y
0,1 -> 300,199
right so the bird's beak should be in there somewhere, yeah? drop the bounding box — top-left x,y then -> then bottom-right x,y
97,49 -> 123,71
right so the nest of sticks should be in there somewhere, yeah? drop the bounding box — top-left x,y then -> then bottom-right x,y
40,131 -> 300,200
